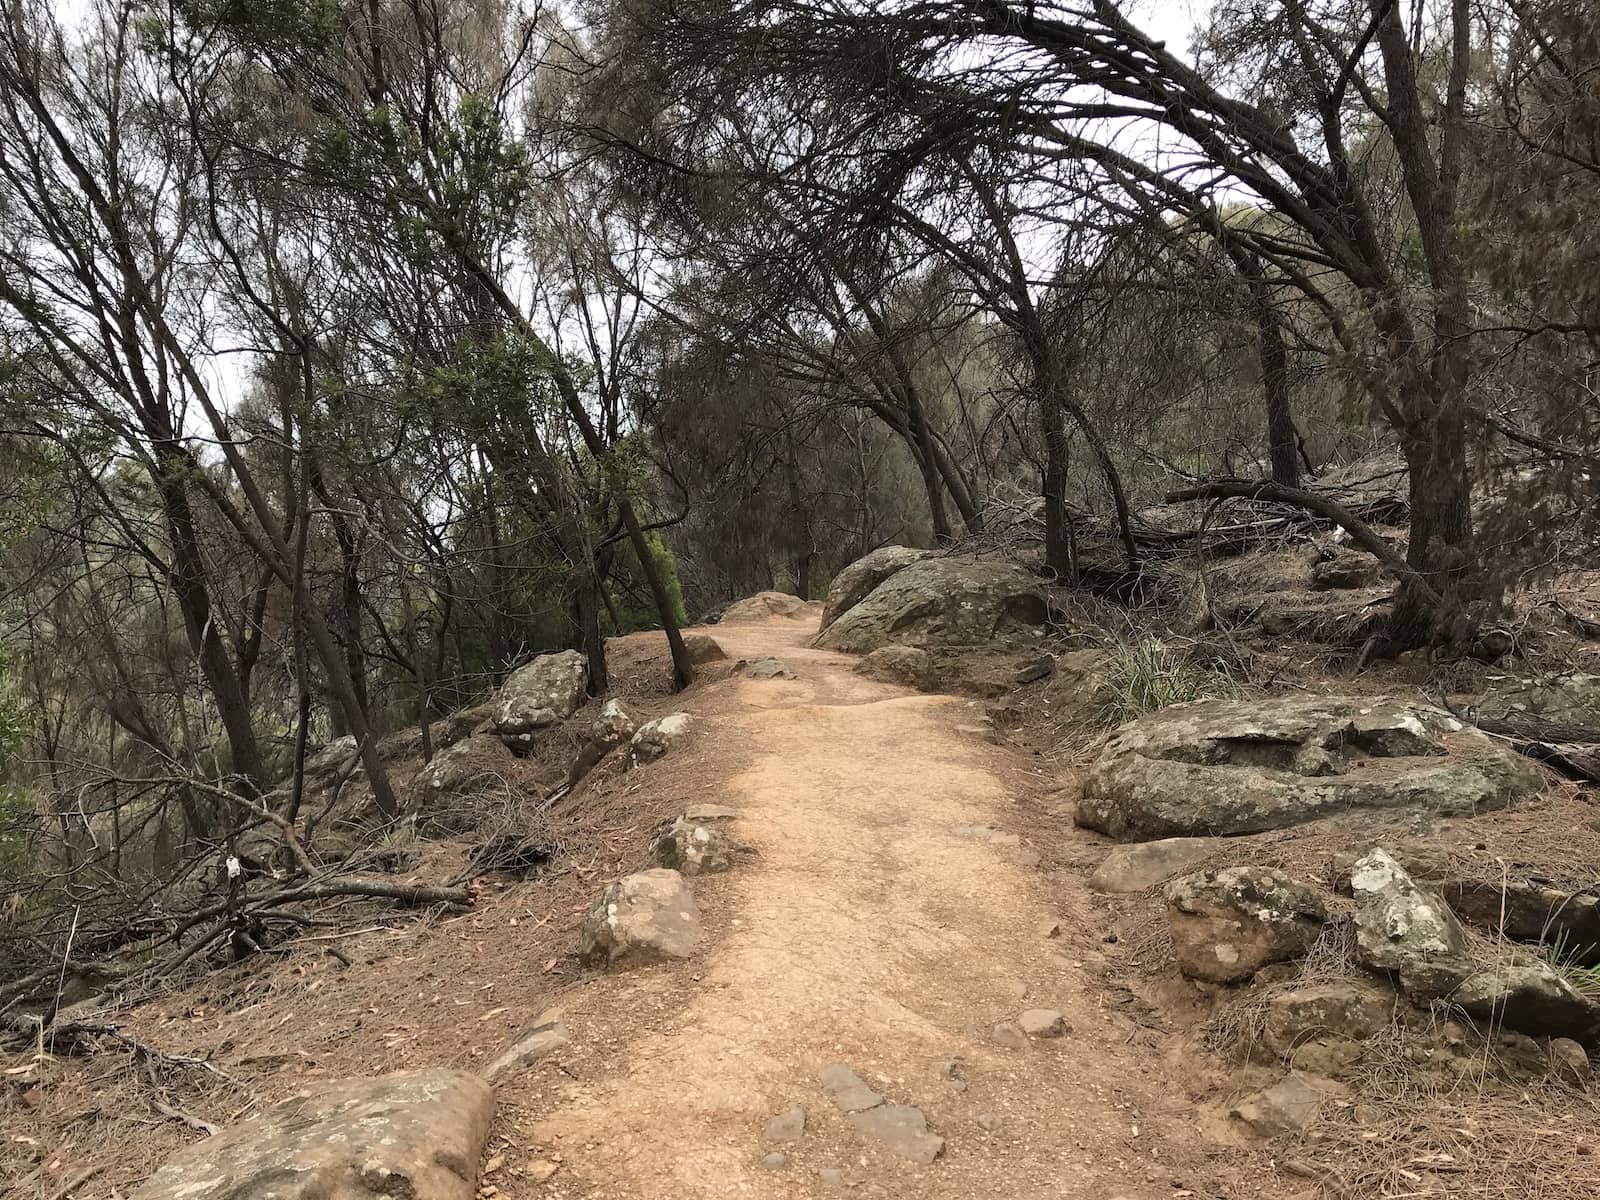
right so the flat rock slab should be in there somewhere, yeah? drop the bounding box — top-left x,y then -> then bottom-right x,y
130,1069 -> 493,1200
848,1103 -> 944,1164
819,1065 -> 943,1163
765,1105 -> 807,1143
1230,1071 -> 1344,1136
1090,837 -> 1221,893
484,1018 -> 571,1080
1078,695 -> 1543,840
819,1064 -> 883,1113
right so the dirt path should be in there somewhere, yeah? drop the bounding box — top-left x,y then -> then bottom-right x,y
507,615 -> 1242,1198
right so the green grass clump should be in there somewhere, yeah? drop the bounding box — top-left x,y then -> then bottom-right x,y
1095,636 -> 1238,726
1543,930 -> 1600,1001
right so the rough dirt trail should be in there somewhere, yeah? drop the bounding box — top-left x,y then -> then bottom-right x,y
508,614 -> 1238,1199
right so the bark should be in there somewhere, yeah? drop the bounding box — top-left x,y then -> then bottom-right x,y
151,457 -> 266,795
1224,242 -> 1301,488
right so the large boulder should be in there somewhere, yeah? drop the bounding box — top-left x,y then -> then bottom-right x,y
815,557 -> 1051,654
820,546 -> 934,629
1165,867 -> 1328,984
578,869 -> 702,967
412,735 -> 515,798
130,1070 -> 493,1200
682,633 -> 729,665
1452,963 -> 1600,1044
493,650 -> 588,744
721,591 -> 810,622
1078,695 -> 1543,840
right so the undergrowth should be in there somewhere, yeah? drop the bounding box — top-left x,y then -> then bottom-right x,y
1095,636 -> 1238,726
1543,930 -> 1600,1000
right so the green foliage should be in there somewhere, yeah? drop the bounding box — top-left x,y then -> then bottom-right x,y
1544,930 -> 1600,1001
607,535 -> 688,634
1095,637 -> 1238,726
176,0 -> 337,54
0,645 -> 35,872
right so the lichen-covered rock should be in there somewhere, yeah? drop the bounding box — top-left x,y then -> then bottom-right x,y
413,735 -> 514,796
820,545 -> 934,629
1264,983 -> 1393,1075
854,645 -> 936,690
628,712 -> 693,766
1452,962 -> 1600,1045
721,591 -> 810,622
129,1069 -> 493,1200
815,557 -> 1050,654
1078,695 -> 1542,840
651,818 -> 736,876
578,869 -> 702,966
493,650 -> 588,743
594,698 -> 636,745
1478,671 -> 1600,728
1165,867 -> 1328,984
1349,848 -> 1469,994
1332,841 -> 1600,951
1310,552 -> 1381,590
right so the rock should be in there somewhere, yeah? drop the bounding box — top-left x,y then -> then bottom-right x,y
651,818 -> 736,876
682,633 -> 728,665
1478,672 -> 1600,728
818,1168 -> 845,1188
1451,962 -> 1600,1043
722,591 -> 810,622
493,651 -> 588,742
1264,983 -> 1392,1075
991,1022 -> 1028,1049
1348,848 -> 1469,993
1332,842 -> 1600,951
526,1160 -> 560,1182
303,734 -> 359,779
1229,1071 -> 1343,1137
1550,1037 -> 1592,1087
129,1069 -> 493,1200
1014,654 -> 1056,685
816,556 -> 1051,654
820,545 -> 934,629
848,1103 -> 944,1164
1017,1009 -> 1069,1038
1310,552 -> 1380,591
761,1152 -> 788,1170
765,1105 -> 807,1143
1090,837 -> 1221,893
414,735 -> 515,796
854,645 -> 936,690
743,657 -> 793,679
685,803 -> 739,821
594,699 -> 636,745
483,1019 -> 571,1080
628,713 -> 693,766
578,869 -> 702,967
1078,695 -> 1542,840
819,1064 -> 883,1113
1165,867 -> 1328,984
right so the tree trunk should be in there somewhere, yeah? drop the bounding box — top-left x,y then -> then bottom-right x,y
1225,242 -> 1301,488
152,461 -> 266,795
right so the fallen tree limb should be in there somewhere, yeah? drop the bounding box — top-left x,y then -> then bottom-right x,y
1165,478 -> 1441,609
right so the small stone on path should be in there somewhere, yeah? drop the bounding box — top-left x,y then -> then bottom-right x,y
992,1022 -> 1028,1049
764,1105 -> 806,1143
527,1160 -> 560,1182
848,1103 -> 945,1164
1018,1009 -> 1069,1038
760,1152 -> 788,1170
819,1064 -> 882,1113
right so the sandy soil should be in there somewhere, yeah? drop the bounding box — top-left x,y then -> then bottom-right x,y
493,614 -> 1254,1199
